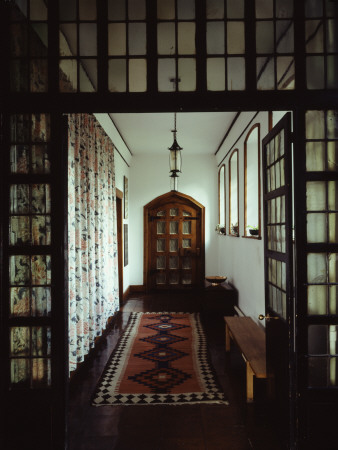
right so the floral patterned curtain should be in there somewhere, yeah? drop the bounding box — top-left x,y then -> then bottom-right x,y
68,114 -> 119,372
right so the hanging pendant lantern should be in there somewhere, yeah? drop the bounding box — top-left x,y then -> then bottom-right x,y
168,112 -> 183,174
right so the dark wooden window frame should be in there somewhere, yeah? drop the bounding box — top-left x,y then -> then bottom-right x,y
218,164 -> 226,227
243,123 -> 261,239
228,148 -> 239,237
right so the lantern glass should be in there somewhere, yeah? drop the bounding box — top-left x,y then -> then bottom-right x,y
170,174 -> 179,191
169,148 -> 182,172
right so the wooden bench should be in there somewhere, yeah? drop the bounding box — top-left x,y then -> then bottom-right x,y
224,316 -> 268,403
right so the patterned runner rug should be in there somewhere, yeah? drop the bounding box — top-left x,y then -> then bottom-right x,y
92,312 -> 228,406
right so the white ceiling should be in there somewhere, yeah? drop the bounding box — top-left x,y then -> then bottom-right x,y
109,112 -> 239,156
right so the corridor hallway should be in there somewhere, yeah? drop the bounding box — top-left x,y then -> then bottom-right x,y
68,291 -> 284,450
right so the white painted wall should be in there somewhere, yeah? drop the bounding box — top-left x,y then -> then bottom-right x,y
95,113 -> 131,294
215,112 -> 270,323
129,153 -> 219,286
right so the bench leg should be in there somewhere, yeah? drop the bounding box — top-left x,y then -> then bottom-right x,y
225,324 -> 231,352
246,363 -> 254,403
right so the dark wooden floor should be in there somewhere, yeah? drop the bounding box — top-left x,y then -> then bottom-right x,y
68,291 -> 284,450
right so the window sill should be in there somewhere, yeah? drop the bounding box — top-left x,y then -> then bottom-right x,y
241,235 -> 262,240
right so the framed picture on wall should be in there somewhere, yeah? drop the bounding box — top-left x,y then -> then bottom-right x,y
124,176 -> 128,219
124,224 -> 128,267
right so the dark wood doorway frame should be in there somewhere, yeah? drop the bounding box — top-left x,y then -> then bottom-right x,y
144,191 -> 205,292
116,188 -> 124,307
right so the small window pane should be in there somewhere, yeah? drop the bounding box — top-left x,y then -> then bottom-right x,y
182,273 -> 192,284
10,216 -> 30,245
129,59 -> 147,92
227,0 -> 244,18
206,0 -> 224,19
169,256 -> 179,269
306,20 -> 324,53
79,59 -> 97,92
59,59 -> 78,92
327,57 -> 338,89
306,181 -> 326,210
60,25 -> 77,56
157,0 -> 175,20
157,239 -> 165,252
10,146 -> 29,173
207,22 -> 225,54
306,56 -> 325,89
305,0 -> 323,18
10,287 -> 30,317
31,255 -> 51,285
227,22 -> 245,54
170,208 -> 178,216
257,57 -> 275,90
182,256 -> 192,269
30,0 -> 47,20
276,0 -> 294,18
59,0 -> 76,20
32,287 -> 51,316
256,0 -> 273,18
170,221 -> 179,234
307,213 -> 327,243
183,221 -> 191,234
178,23 -> 195,54
128,0 -> 146,20
277,57 -> 295,90
178,58 -> 196,91
177,0 -> 195,19
108,59 -> 126,92
169,272 -> 179,284
170,239 -> 178,252
157,210 -> 166,216
129,23 -> 146,55
109,23 -> 126,56
32,358 -> 51,387
79,0 -> 97,20
108,0 -> 125,20
157,255 -> 166,269
158,23 -> 175,55
158,58 -> 176,91
10,359 -> 30,387
306,110 -> 325,139
156,273 -> 166,285
10,327 -> 30,356
182,239 -> 191,248
307,253 -> 327,283
308,285 -> 327,314
256,21 -> 274,54
157,221 -> 166,234
276,21 -> 294,53
228,57 -> 245,90
207,58 -> 225,91
79,24 -> 97,56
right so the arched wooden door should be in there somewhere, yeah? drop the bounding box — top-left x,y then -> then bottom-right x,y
144,192 -> 205,291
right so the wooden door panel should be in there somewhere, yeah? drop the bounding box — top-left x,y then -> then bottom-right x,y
144,193 -> 204,291
262,112 -> 295,447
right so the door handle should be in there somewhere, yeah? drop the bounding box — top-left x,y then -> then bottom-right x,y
258,314 -> 279,321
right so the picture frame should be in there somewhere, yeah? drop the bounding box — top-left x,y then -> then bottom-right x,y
124,224 -> 128,267
123,176 -> 128,219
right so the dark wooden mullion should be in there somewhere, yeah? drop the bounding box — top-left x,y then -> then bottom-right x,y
195,0 -> 206,93
97,0 -> 108,92
244,0 -> 256,92
147,0 -> 157,94
49,112 -> 68,449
